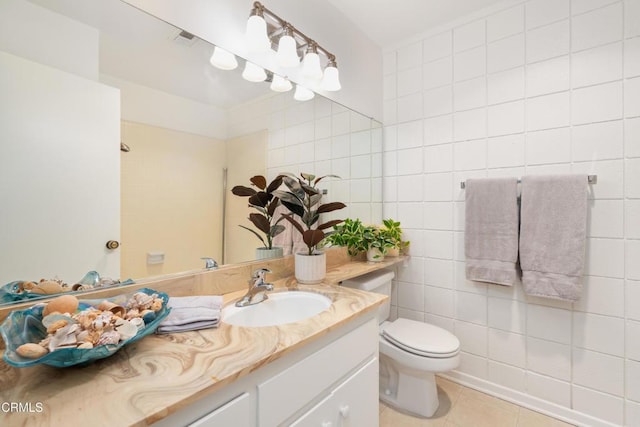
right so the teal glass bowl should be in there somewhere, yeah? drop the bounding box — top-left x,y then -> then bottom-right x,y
0,288 -> 170,368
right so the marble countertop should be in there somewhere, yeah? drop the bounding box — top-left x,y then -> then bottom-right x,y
0,263 -> 394,427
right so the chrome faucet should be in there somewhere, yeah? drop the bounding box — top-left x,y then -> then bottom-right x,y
235,268 -> 274,307
201,257 -> 218,270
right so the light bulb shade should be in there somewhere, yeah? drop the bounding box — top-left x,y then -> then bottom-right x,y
270,75 -> 292,92
294,85 -> 315,101
276,35 -> 299,68
245,15 -> 271,53
320,65 -> 341,91
210,46 -> 238,70
301,52 -> 323,80
242,61 -> 267,82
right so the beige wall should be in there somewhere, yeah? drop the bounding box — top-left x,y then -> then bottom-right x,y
121,121 -> 226,279
224,130 -> 268,265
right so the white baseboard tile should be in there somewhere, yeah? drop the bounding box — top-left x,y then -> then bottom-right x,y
439,371 -> 621,427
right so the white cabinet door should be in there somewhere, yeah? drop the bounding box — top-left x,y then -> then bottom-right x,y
188,392 -> 253,427
331,358 -> 378,427
0,51 -> 120,283
289,358 -> 379,427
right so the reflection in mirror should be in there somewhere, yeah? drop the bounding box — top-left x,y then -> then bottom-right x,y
0,0 -> 382,306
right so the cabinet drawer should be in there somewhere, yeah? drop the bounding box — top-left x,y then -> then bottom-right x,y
188,392 -> 253,427
258,319 -> 377,427
289,358 -> 378,427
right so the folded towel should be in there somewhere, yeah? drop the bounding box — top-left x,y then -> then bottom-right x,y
156,295 -> 223,334
465,177 -> 519,286
166,295 -> 223,310
519,175 -> 588,302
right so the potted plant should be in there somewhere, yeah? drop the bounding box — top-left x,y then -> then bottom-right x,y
362,225 -> 396,262
381,218 -> 410,256
231,175 -> 286,260
324,218 -> 367,258
325,218 -> 397,262
274,173 -> 345,283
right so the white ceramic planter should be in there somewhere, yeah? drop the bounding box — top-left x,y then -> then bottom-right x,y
295,252 -> 326,284
255,247 -> 283,260
366,248 -> 385,262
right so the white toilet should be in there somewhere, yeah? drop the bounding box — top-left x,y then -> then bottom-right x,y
342,269 -> 460,418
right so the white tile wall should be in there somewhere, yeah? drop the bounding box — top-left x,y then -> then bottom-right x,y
383,0 -> 635,424
527,337 -> 571,381
487,5 -> 524,42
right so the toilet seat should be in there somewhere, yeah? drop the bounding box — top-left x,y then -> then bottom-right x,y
381,319 -> 460,359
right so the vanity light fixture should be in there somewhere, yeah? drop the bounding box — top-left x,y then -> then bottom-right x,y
270,74 -> 292,92
210,46 -> 238,70
275,25 -> 299,68
243,1 -> 342,94
242,60 -> 267,82
293,84 -> 315,101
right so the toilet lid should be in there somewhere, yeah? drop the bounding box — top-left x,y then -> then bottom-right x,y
382,318 -> 460,358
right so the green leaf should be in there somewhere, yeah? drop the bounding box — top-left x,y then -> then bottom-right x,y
250,175 -> 267,190
309,194 -> 322,207
301,172 -> 316,182
231,186 -> 257,197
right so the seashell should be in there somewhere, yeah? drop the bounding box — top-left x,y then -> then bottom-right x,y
114,319 -> 138,340
46,319 -> 69,335
76,330 -> 89,342
150,297 -> 164,312
125,308 -> 140,319
38,336 -> 51,348
42,313 -> 76,328
97,301 -> 126,318
141,309 -> 156,323
127,292 -> 154,310
98,277 -> 118,287
129,317 -> 145,330
34,280 -> 64,295
49,324 -> 79,352
91,311 -> 114,330
96,330 -> 120,346
43,294 -> 79,316
22,281 -> 37,291
77,342 -> 93,350
72,283 -> 92,291
16,343 -> 48,359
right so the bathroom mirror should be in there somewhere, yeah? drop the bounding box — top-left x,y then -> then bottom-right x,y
0,0 -> 382,306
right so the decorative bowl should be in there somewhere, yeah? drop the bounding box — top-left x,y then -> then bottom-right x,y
0,288 -> 170,368
0,272 -> 134,305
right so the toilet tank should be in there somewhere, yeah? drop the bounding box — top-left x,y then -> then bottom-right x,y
341,269 -> 395,324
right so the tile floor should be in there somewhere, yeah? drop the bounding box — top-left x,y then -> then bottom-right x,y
379,376 -> 575,427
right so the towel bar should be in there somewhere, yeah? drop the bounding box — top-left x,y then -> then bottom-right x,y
460,175 -> 597,189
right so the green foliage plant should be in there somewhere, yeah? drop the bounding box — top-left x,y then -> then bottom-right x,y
381,218 -> 410,254
273,173 -> 346,256
231,175 -> 285,250
324,218 -> 367,257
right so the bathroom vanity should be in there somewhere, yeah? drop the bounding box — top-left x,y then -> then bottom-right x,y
0,254 -> 405,426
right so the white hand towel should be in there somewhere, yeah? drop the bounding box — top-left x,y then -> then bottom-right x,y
519,175 -> 588,302
464,177 -> 520,286
156,296 -> 223,334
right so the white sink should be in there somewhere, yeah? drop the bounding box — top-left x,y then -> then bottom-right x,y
222,291 -> 332,327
